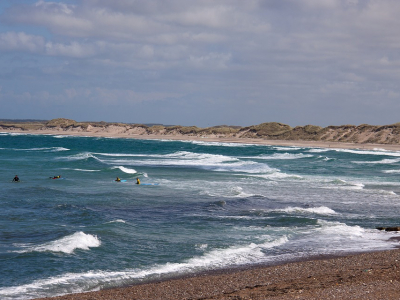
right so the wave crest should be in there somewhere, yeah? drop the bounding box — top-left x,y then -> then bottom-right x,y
15,232 -> 101,254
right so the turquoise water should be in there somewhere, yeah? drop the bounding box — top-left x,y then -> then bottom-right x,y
1,133 -> 400,299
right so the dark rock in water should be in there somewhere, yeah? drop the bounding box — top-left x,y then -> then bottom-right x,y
376,227 -> 400,231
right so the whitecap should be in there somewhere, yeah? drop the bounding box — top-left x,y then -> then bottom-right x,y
254,153 -> 314,160
307,148 -> 330,153
326,179 -> 365,190
52,135 -> 70,138
14,232 -> 101,254
72,169 -> 101,172
335,148 -> 400,157
229,186 -> 257,198
112,166 -> 137,174
195,244 -> 208,250
59,152 -> 99,161
94,152 -> 141,157
106,219 -> 126,224
382,170 -> 400,174
281,206 -> 337,215
185,140 -> 252,147
353,158 -> 400,164
272,146 -> 303,151
13,147 -> 69,152
252,172 -> 303,180
317,155 -> 335,161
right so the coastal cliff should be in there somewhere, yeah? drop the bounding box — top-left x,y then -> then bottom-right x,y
1,118 -> 400,145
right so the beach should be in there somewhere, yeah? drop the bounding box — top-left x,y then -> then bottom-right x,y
35,249 -> 400,300
6,126 -> 400,151
2,128 -> 400,300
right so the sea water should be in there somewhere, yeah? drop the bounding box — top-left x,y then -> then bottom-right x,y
1,133 -> 400,299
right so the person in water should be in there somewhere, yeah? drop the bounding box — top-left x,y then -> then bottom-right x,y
53,175 -> 61,179
136,177 -> 140,185
115,177 -> 121,182
12,175 -> 19,182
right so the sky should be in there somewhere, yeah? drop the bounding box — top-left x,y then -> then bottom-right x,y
0,0 -> 400,127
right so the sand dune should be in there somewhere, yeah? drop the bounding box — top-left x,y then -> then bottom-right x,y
2,118 -> 400,151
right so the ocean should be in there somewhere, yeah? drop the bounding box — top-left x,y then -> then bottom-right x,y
1,132 -> 400,299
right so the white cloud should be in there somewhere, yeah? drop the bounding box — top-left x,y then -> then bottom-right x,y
188,52 -> 232,69
35,0 -> 74,14
45,41 -> 96,57
0,32 -> 45,52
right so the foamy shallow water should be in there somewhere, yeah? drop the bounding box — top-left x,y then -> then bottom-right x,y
1,133 -> 400,299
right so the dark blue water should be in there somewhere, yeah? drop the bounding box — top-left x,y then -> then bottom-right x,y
1,133 -> 400,299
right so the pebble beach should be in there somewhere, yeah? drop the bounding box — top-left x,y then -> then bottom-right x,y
36,249 -> 400,300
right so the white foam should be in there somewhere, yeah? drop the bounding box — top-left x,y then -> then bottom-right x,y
325,179 -> 365,190
185,140 -> 252,147
95,152 -> 141,157
113,166 -> 137,174
229,186 -> 258,198
307,148 -> 330,153
106,219 -> 126,224
336,148 -> 400,157
253,153 -> 313,160
272,146 -> 303,151
383,170 -> 400,174
60,152 -> 99,161
317,156 -> 335,161
72,169 -> 101,172
51,147 -> 70,152
252,171 -> 303,180
353,158 -> 400,164
0,237 -> 288,299
14,232 -> 101,254
281,206 -> 337,215
53,135 -> 70,138
13,147 -> 69,152
182,236 -> 288,268
316,220 -> 364,236
100,151 -> 277,174
195,244 -> 208,250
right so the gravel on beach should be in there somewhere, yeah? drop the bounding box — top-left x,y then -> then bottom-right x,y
36,249 -> 400,300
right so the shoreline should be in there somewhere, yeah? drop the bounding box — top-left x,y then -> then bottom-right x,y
3,128 -> 400,151
35,249 -> 400,300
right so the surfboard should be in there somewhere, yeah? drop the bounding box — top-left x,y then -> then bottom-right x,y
139,183 -> 159,186
115,180 -> 127,182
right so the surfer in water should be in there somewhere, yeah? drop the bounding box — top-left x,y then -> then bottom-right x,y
12,175 -> 19,182
136,177 -> 140,185
115,177 -> 121,182
52,175 -> 61,179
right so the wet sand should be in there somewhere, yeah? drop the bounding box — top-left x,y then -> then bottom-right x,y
35,249 -> 400,300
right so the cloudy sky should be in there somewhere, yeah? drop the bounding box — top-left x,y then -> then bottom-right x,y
0,0 -> 399,127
